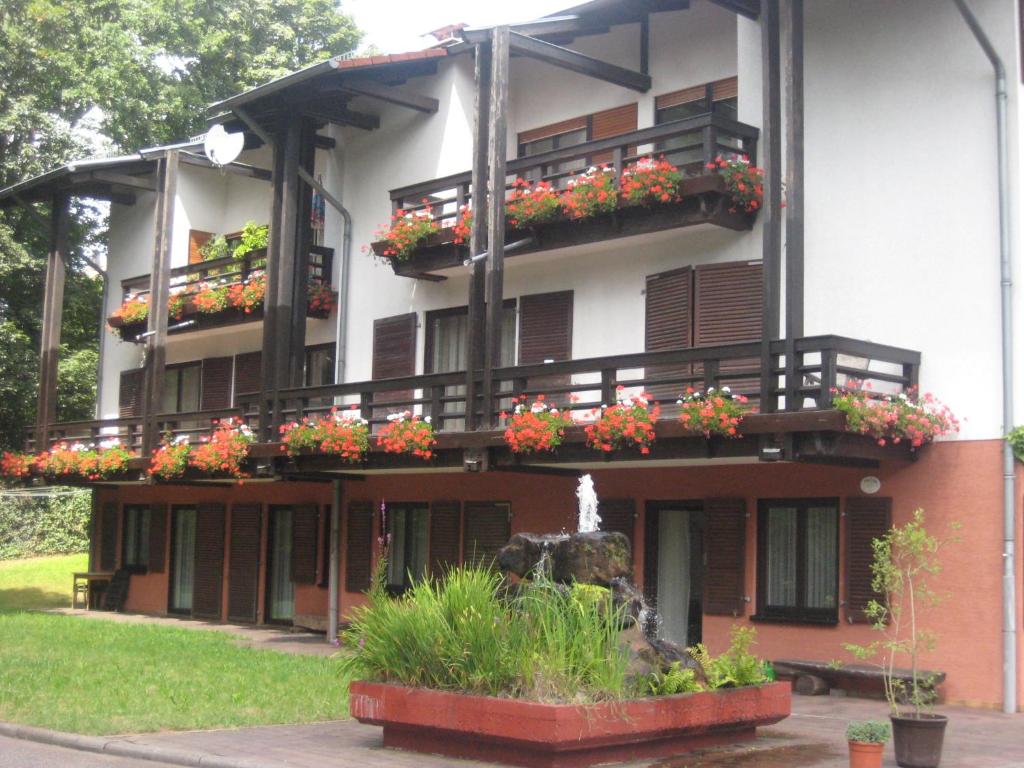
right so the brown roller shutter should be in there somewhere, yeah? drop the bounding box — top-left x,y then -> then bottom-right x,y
694,261 -> 762,398
645,267 -> 693,404
591,103 -> 638,166
100,502 -> 118,571
845,497 -> 892,624
372,313 -> 417,406
429,501 -> 461,577
192,503 -> 225,619
598,499 -> 636,550
518,116 -> 588,146
233,351 -> 262,406
643,506 -> 659,603
228,504 -> 261,623
118,369 -> 144,418
703,498 -> 747,616
188,229 -> 214,265
200,357 -> 233,411
656,84 -> 708,111
345,500 -> 374,593
462,502 -> 510,568
291,504 -> 319,585
148,504 -> 167,573
712,76 -> 738,101
519,291 -> 573,393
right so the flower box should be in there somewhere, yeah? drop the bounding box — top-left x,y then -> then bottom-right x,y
349,680 -> 791,768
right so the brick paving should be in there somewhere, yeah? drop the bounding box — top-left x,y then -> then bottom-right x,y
114,695 -> 1024,768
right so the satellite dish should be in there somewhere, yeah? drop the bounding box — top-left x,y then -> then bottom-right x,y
204,124 -> 245,166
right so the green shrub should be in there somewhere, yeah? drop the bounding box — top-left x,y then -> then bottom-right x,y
0,489 -> 91,560
690,625 -> 769,689
1008,425 -> 1024,462
647,662 -> 703,696
846,720 -> 891,743
233,222 -> 269,259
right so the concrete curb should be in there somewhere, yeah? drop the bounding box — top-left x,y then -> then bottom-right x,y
0,721 -> 283,768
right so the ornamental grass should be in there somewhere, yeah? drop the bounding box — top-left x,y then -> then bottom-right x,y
501,395 -> 574,454
831,384 -> 959,449
677,386 -> 750,438
584,387 -> 660,454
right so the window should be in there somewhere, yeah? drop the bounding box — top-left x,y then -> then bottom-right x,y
162,363 -> 201,414
756,499 -> 839,624
385,503 -> 429,594
655,77 -> 740,166
122,505 -> 150,571
304,344 -> 335,387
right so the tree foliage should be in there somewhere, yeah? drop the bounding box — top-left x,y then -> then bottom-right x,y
0,0 -> 361,448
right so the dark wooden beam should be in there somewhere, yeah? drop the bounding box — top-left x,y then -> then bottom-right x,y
286,118 -> 317,388
507,32 -> 651,92
465,41 -> 492,431
315,135 -> 336,150
760,0 -> 782,415
482,27 -> 510,429
259,124 -> 288,439
178,153 -> 273,181
297,102 -> 380,131
36,193 -> 70,439
783,0 -> 805,410
640,15 -> 650,76
141,151 -> 179,452
462,15 -> 589,43
83,171 -> 157,192
336,80 -> 439,114
707,0 -> 760,19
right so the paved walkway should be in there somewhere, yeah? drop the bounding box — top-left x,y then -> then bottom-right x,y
110,696 -> 1023,768
49,608 -> 336,656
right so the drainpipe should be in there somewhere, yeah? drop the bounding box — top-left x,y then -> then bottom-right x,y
950,0 -> 1017,715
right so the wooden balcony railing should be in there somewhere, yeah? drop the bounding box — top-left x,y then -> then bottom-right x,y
389,113 -> 759,229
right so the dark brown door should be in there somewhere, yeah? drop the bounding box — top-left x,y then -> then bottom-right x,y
227,504 -> 261,623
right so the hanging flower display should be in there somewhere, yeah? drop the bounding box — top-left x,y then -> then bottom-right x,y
619,156 -> 683,206
831,385 -> 959,449
226,272 -> 267,314
148,436 -> 192,480
109,294 -> 150,327
506,178 -> 562,228
501,395 -> 574,454
561,166 -> 617,220
452,205 -> 473,244
193,282 -> 232,314
374,205 -> 440,260
307,281 -> 337,317
34,440 -> 134,481
584,387 -> 660,454
1,451 -> 35,481
707,155 -> 765,214
168,290 -> 191,321
377,412 -> 436,460
677,386 -> 750,438
188,418 -> 255,477
280,407 -> 370,462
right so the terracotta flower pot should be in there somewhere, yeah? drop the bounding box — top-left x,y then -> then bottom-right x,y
891,713 -> 947,768
848,740 -> 884,768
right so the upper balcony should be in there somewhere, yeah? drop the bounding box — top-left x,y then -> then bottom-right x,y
372,113 -> 760,281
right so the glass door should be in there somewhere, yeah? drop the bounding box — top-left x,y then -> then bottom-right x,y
267,507 -> 294,623
656,507 -> 704,647
169,507 -> 196,613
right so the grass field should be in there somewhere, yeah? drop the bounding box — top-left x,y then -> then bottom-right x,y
0,554 -> 350,735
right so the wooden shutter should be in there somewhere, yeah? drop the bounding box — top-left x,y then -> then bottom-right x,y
118,369 -> 144,418
148,504 -> 167,573
645,267 -> 693,404
694,261 -> 762,398
598,499 -> 636,550
192,503 -> 226,620
188,229 -> 214,265
518,291 -> 573,365
429,500 -> 461,577
233,351 -> 262,406
345,500 -> 374,593
291,504 -> 319,585
372,313 -> 417,406
712,76 -> 738,101
845,497 -> 892,624
462,502 -> 510,568
227,504 -> 261,623
100,502 -> 118,571
591,103 -> 638,165
655,77 -> 737,110
200,357 -> 233,411
643,506 -> 659,603
703,498 -> 747,616
519,116 -> 588,146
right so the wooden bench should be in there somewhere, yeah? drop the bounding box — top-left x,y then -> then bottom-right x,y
773,659 -> 946,702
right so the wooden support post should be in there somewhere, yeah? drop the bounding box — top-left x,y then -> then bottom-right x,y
465,42 -> 492,431
286,118 -> 318,389
759,0 -> 783,414
142,151 -> 178,452
482,27 -> 510,428
783,0 -> 805,409
36,193 -> 70,443
259,128 -> 287,439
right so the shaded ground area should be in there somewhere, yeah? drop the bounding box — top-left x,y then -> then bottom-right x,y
118,695 -> 1023,768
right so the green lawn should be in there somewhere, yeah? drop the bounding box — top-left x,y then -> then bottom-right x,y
0,555 -> 351,735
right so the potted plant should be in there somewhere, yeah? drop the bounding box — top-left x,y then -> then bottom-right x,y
501,395 -> 573,454
845,509 -> 958,768
846,721 -> 891,768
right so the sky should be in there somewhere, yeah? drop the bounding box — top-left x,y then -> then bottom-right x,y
346,0 -> 575,54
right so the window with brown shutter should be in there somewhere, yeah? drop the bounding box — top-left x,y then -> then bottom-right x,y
590,103 -> 638,165
429,500 -> 461,577
372,313 -> 417,406
118,369 -> 144,418
462,502 -> 510,568
228,504 -> 261,623
694,261 -> 762,398
597,499 -> 636,550
191,503 -> 226,620
188,230 -> 214,265
290,504 -> 319,585
345,500 -> 374,593
233,351 -> 262,408
642,506 -> 660,603
200,357 -> 233,411
704,498 -> 747,616
518,291 -> 573,365
100,502 -> 118,571
148,505 -> 167,573
645,267 -> 693,404
845,496 -> 892,624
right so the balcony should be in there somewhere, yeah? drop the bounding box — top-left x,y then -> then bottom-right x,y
373,114 -> 760,280
109,246 -> 335,342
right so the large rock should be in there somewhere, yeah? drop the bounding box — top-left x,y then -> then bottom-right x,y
497,531 -> 632,586
608,577 -> 645,627
619,625 -> 707,687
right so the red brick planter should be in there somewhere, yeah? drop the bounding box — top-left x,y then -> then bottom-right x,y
349,680 -> 791,768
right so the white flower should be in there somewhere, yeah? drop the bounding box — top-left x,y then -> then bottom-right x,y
173,434 -> 190,445
722,386 -> 731,393
424,416 -> 432,424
